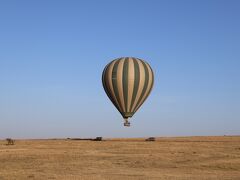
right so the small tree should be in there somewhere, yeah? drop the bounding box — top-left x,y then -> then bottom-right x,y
6,138 -> 14,145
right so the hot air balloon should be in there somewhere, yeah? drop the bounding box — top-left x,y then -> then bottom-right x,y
102,57 -> 154,127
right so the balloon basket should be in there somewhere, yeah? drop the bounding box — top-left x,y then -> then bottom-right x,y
124,119 -> 130,127
124,122 -> 130,127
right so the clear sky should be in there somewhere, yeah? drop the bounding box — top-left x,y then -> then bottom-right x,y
0,0 -> 239,139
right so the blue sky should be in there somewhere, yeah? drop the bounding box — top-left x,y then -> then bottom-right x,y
0,0 -> 239,138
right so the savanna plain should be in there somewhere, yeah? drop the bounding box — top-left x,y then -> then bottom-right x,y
0,136 -> 240,180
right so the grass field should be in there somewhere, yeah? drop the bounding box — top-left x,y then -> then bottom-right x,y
0,136 -> 240,180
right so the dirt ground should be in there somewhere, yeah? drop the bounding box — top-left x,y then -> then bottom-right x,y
0,136 -> 240,180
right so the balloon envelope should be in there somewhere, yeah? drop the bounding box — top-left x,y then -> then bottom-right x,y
102,57 -> 154,123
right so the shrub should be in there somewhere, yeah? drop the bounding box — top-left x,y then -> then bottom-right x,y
6,138 -> 14,145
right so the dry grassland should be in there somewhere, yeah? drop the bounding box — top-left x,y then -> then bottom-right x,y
0,136 -> 240,180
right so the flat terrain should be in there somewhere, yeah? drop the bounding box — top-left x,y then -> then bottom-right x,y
0,136 -> 240,180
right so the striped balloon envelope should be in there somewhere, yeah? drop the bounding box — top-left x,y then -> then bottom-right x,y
102,57 -> 154,126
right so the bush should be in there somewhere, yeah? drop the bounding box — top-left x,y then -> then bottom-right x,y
6,138 -> 14,145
